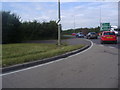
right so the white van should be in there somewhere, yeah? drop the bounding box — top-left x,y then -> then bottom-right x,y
110,26 -> 119,35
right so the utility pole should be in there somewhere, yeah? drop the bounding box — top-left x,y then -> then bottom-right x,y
118,1 -> 120,30
74,15 -> 76,33
57,0 -> 61,46
100,4 -> 102,32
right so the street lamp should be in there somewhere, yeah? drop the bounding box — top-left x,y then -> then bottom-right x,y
74,15 -> 76,33
100,3 -> 102,32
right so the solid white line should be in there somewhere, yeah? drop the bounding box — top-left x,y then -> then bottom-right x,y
1,39 -> 93,77
65,39 -> 93,58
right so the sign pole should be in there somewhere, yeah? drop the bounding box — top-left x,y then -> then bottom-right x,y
58,0 -> 61,46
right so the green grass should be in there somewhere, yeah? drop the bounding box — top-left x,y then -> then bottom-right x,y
2,43 -> 85,67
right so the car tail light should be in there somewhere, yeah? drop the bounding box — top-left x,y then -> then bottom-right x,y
112,36 -> 116,38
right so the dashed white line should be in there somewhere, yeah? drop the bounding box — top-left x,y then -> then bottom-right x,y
97,44 -> 116,49
98,45 -> 104,47
108,46 -> 115,48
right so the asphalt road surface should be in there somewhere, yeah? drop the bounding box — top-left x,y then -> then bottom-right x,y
2,37 -> 119,88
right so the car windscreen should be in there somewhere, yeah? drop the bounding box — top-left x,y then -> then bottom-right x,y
104,32 -> 115,35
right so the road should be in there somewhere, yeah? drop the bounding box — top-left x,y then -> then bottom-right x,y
2,37 -> 119,88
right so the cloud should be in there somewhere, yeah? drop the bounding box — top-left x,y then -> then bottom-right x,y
2,2 -> 118,29
2,2 -> 58,22
60,2 -> 118,29
1,0 -> 119,2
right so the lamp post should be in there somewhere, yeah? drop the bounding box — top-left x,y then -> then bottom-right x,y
57,0 -> 61,46
100,3 -> 102,32
118,1 -> 120,30
74,15 -> 76,33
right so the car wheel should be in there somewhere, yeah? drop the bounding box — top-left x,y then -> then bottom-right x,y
114,41 -> 117,44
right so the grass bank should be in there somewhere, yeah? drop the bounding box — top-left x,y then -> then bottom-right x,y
2,43 -> 84,67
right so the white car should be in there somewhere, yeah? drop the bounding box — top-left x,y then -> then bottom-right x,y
76,32 -> 84,38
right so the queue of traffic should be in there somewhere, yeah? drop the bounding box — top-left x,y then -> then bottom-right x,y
72,31 -> 118,44
72,23 -> 119,44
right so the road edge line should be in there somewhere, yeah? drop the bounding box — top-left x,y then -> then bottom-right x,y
1,39 -> 93,76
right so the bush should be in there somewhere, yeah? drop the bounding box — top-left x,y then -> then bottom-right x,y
2,11 -> 21,43
19,20 -> 58,41
2,11 -> 58,43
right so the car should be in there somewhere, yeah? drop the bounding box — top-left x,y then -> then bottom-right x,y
72,33 -> 76,36
110,29 -> 119,36
76,32 -> 84,38
110,26 -> 120,36
100,31 -> 117,44
118,31 -> 120,36
86,32 -> 98,39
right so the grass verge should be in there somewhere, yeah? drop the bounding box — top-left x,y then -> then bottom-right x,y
2,43 -> 85,67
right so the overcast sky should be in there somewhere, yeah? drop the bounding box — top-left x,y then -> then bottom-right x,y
2,1 -> 118,30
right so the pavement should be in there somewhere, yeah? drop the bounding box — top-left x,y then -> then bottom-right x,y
2,36 -> 119,88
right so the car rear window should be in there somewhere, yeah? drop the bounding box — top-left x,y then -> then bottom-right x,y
90,32 -> 96,34
103,32 -> 115,35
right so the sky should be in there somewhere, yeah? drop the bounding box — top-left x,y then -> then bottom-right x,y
1,1 -> 118,30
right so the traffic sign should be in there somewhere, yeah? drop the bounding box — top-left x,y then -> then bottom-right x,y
100,23 -> 111,31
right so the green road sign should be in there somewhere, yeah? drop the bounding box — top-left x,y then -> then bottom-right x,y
101,23 -> 110,26
100,23 -> 111,31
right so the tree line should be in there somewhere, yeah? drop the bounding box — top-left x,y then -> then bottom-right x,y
62,27 -> 100,35
2,11 -> 102,44
2,11 -> 58,44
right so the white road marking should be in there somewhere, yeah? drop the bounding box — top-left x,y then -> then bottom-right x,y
1,39 -> 93,77
108,46 -> 115,48
99,45 -> 104,47
66,39 -> 93,58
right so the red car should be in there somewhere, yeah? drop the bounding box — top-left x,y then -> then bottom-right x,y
100,31 -> 117,44
72,33 -> 76,36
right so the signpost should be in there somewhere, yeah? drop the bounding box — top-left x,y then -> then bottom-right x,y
57,0 -> 61,46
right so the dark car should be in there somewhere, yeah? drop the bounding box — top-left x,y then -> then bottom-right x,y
86,32 -> 98,39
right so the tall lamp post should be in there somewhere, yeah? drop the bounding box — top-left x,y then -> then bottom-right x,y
74,15 -> 76,33
100,4 -> 102,32
57,0 -> 61,46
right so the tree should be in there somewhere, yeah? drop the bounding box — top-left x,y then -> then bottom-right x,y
2,11 -> 21,43
19,20 -> 58,40
2,11 -> 58,42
